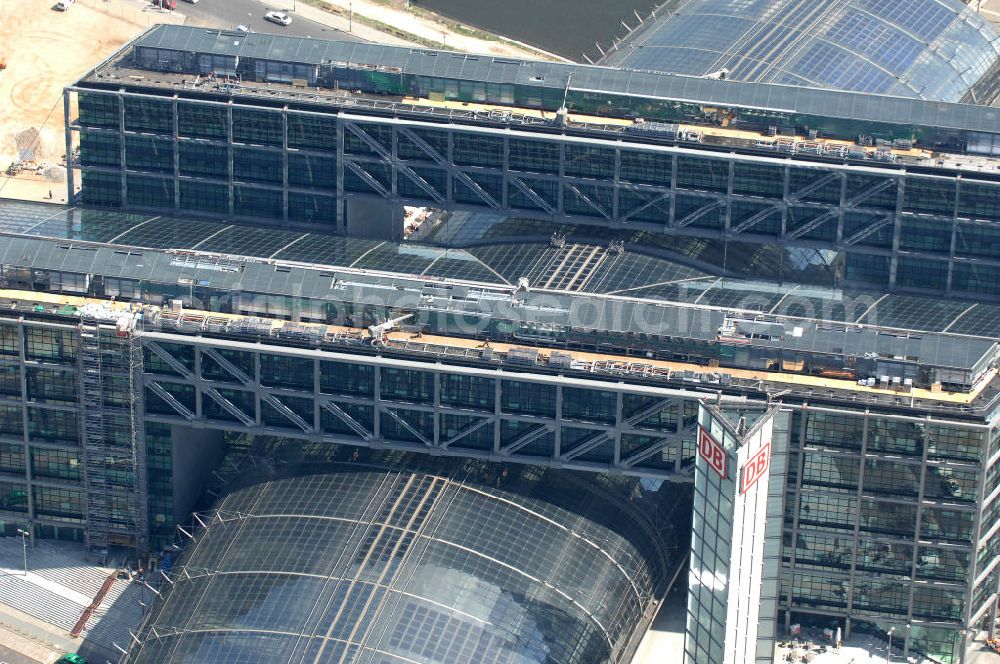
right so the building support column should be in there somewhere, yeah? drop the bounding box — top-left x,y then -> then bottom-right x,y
903,420 -> 932,660
118,90 -> 128,209
493,377 -> 502,454
553,385 -> 563,459
668,154 -> 678,230
19,324 -> 35,540
313,358 -> 322,435
193,347 -> 203,420
611,146 -> 621,222
888,176 -> 905,288
282,106 -> 289,226
253,351 -> 262,427
372,365 -> 381,443
64,91 -> 75,205
432,372 -> 441,448
843,410 -> 871,640
172,95 -> 181,212
612,391 -> 623,467
946,176 -> 961,295
227,101 -> 235,216
335,115 -> 346,233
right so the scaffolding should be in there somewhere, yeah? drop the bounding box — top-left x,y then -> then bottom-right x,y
79,313 -> 146,553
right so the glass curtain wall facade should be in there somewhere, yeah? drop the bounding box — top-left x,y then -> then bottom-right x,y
66,25 -> 1000,300
70,88 -> 1000,298
75,93 -> 337,227
0,312 -> 147,550
124,459 -> 677,664
94,25 -> 1000,147
130,326 -> 1000,662
781,407 -> 1000,663
1,290 -> 998,661
0,320 -> 88,543
687,405 -> 786,664
138,333 -> 691,482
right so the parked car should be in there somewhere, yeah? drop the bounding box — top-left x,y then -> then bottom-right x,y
54,0 -> 75,10
56,655 -> 86,664
264,11 -> 292,26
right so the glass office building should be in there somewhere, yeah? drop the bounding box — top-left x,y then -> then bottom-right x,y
687,405 -> 787,664
16,15 -> 1000,663
0,197 -> 996,662
780,406 -> 998,663
66,24 -> 1000,299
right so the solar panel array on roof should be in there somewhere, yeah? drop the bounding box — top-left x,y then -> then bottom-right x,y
602,0 -> 1000,103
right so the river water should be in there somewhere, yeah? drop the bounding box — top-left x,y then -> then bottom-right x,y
412,0 -> 663,60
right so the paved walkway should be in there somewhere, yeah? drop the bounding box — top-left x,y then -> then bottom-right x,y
0,569 -> 91,609
0,602 -> 77,664
0,540 -> 142,663
0,175 -> 69,205
75,0 -> 188,28
968,638 -> 1000,664
973,0 -> 1000,50
0,642 -> 45,664
311,0 -> 565,59
288,2 -> 413,45
632,585 -> 685,664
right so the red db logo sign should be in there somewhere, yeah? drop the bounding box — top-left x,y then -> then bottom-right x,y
742,442 -> 771,494
698,426 -> 727,479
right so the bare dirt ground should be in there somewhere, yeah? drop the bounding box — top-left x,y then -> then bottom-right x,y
0,0 -> 558,205
0,0 -> 180,200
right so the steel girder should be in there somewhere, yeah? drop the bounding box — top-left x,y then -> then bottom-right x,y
139,335 -> 692,479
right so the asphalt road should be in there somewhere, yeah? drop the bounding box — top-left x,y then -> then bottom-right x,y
177,0 -> 362,41
0,643 -> 42,664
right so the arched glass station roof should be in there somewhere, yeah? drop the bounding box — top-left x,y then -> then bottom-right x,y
605,0 -> 1000,102
124,454 -> 685,663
